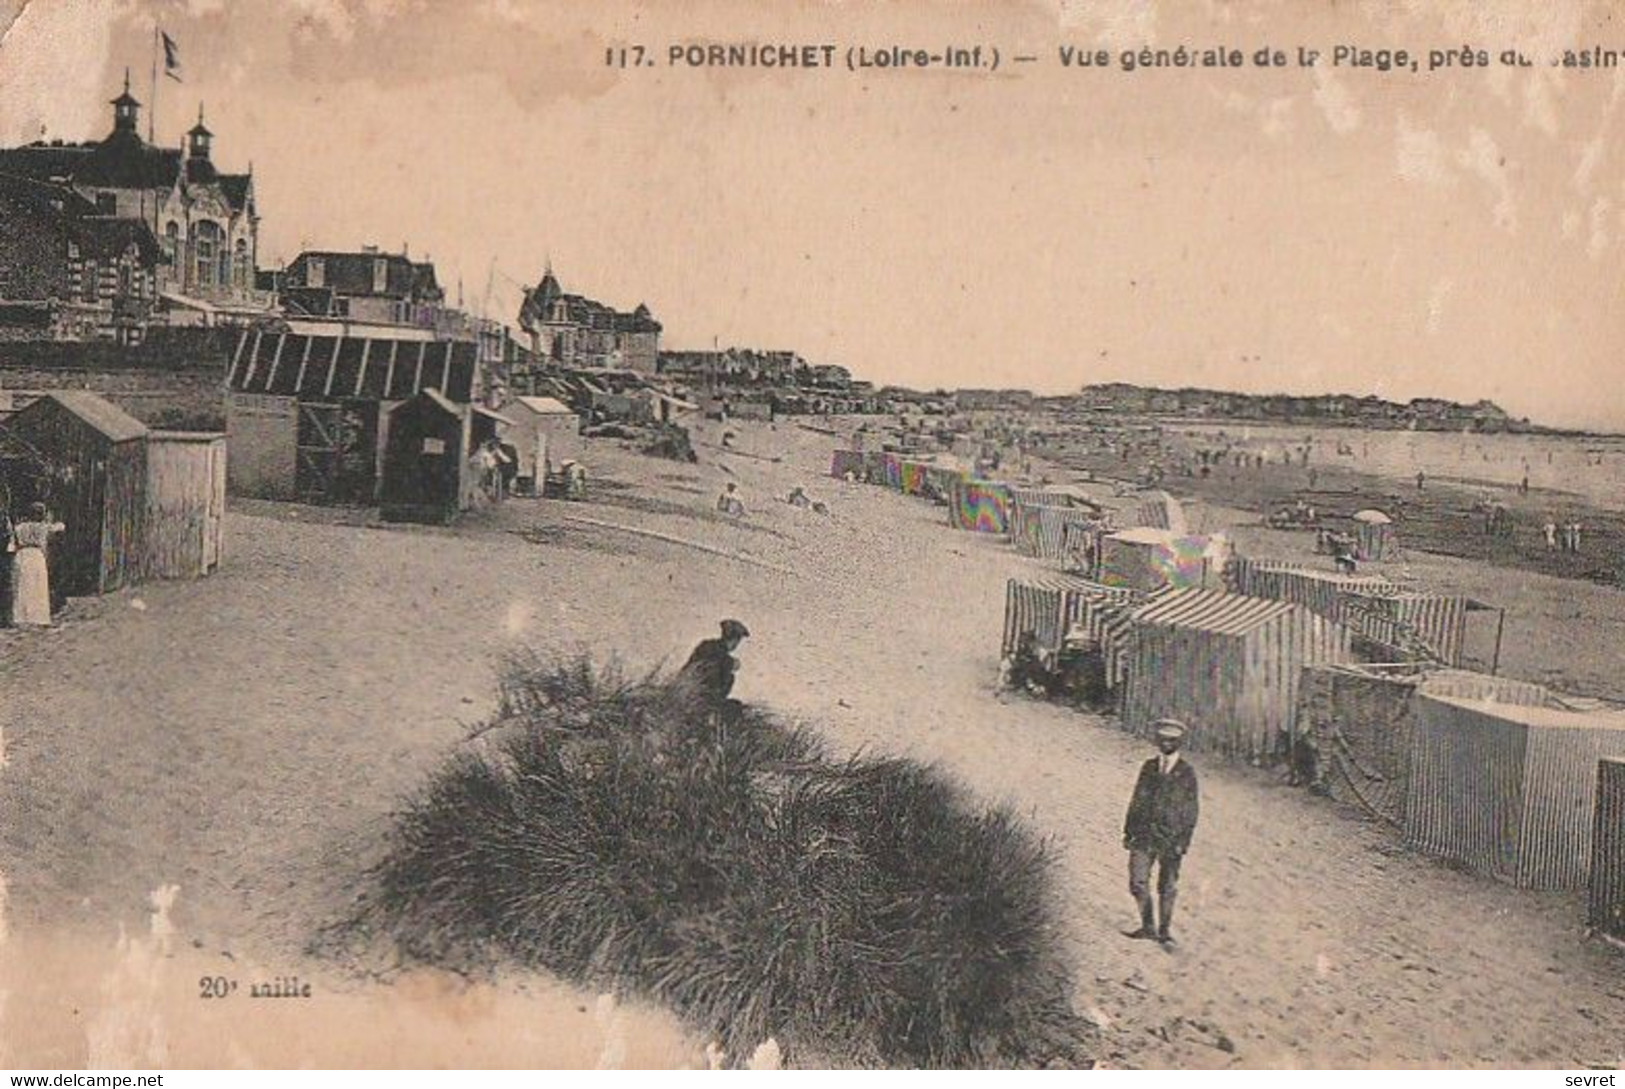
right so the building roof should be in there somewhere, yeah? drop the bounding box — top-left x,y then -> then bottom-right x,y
0,172 -> 160,261
512,395 -> 575,416
471,404 -> 515,426
0,137 -> 253,213
1131,587 -> 1299,637
218,174 -> 252,210
518,270 -> 661,335
227,330 -> 479,401
31,390 -> 149,443
416,388 -> 462,417
287,251 -> 443,302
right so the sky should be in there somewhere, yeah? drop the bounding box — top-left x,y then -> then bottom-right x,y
0,0 -> 1622,430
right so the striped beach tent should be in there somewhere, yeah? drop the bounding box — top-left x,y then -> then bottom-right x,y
1010,502 -> 1107,563
1406,695 -> 1625,891
948,477 -> 1013,533
1099,528 -> 1220,592
1591,757 -> 1625,943
898,459 -> 931,496
830,449 -> 866,480
1120,588 -> 1353,760
1352,509 -> 1398,561
1003,575 -> 1138,667
1228,557 -> 1474,667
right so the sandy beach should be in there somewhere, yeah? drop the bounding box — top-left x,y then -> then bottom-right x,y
2,418 -> 1623,1068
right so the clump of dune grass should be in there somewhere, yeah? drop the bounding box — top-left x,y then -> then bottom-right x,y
362,650 -> 1093,1068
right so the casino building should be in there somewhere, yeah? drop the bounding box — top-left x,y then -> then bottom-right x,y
0,76 -> 264,313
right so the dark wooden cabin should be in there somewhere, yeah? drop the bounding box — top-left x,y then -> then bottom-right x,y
0,391 -> 149,596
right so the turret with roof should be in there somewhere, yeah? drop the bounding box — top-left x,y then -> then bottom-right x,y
516,264 -> 662,371
0,77 -> 262,308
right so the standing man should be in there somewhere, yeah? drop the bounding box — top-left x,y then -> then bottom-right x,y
1123,720 -> 1201,947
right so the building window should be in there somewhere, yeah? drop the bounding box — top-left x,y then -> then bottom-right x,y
96,192 -> 117,215
163,221 -> 179,268
195,221 -> 223,288
307,257 -> 325,288
372,257 -> 387,294
234,239 -> 249,288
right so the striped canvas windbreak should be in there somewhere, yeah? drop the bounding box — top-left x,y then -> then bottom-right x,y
1406,696 -> 1625,890
1405,695 -> 1529,883
1299,665 -> 1556,827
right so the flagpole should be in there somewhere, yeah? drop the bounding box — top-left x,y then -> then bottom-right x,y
149,23 -> 159,144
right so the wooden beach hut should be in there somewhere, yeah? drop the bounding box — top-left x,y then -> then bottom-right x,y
1591,757 -> 1625,944
143,431 -> 226,579
500,395 -> 579,495
1405,695 -> 1625,891
379,390 -> 508,525
1120,587 -> 1353,760
0,391 -> 148,597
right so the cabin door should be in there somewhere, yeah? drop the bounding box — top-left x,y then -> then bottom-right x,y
296,401 -> 378,504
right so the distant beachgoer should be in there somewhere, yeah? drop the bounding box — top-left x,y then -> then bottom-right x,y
1416,471 -> 1426,491
1570,522 -> 1584,553
0,488 -> 14,627
1543,521 -> 1558,550
717,482 -> 746,517
787,486 -> 812,508
566,462 -> 588,501
497,441 -> 520,497
1519,474 -> 1530,495
1123,721 -> 1200,947
10,502 -> 65,628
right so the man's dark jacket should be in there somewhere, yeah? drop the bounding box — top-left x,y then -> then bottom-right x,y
677,638 -> 737,703
1124,757 -> 1200,856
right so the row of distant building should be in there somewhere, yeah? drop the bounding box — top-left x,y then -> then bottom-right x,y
0,81 -> 1528,432
0,79 -> 861,400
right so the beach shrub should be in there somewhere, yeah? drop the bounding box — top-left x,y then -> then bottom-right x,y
364,651 -> 1093,1068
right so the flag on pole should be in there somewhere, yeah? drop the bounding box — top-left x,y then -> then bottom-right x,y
160,31 -> 182,81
